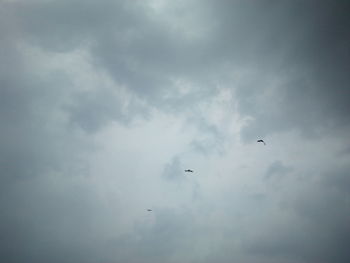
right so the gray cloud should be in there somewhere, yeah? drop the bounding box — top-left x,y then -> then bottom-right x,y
162,156 -> 184,182
265,160 -> 293,180
1,1 -> 350,262
214,0 -> 350,140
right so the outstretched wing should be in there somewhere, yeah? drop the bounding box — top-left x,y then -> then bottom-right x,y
257,139 -> 266,145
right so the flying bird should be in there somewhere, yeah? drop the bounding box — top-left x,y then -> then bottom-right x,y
257,139 -> 266,145
184,169 -> 193,173
147,209 -> 152,212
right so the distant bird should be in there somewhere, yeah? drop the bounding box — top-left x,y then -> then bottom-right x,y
147,209 -> 152,212
257,139 -> 266,145
184,169 -> 193,173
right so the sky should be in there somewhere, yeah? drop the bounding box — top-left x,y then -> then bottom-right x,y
1,0 -> 350,262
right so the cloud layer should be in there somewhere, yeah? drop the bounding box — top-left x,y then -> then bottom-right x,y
1,1 -> 350,262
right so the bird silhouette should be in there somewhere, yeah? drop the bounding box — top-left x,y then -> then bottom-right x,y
257,139 -> 266,145
184,169 -> 193,172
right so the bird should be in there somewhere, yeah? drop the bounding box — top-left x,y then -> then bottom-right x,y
184,169 -> 193,173
147,209 -> 152,212
257,139 -> 266,145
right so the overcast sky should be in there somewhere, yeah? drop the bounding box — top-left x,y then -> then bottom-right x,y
1,0 -> 350,262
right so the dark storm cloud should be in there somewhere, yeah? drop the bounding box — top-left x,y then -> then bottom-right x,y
0,48 -> 86,185
17,0 -> 350,139
6,0 -> 128,52
0,4 -> 98,262
204,0 -> 350,140
4,0 -> 222,134
0,54 -> 95,263
1,1 -> 350,263
0,175 -> 100,263
6,0 -> 350,138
